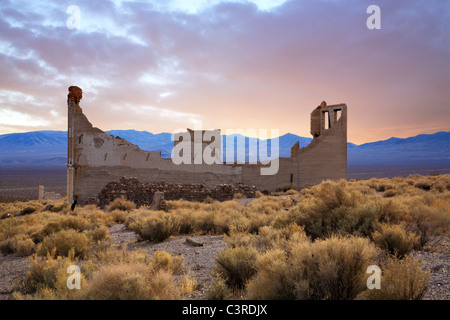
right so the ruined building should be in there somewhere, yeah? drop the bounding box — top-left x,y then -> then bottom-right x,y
67,87 -> 347,204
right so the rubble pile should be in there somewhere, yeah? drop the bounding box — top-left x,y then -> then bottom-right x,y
95,177 -> 264,208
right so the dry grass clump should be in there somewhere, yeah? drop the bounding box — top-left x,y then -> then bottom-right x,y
233,192 -> 246,199
273,180 -> 377,239
214,246 -> 258,292
245,196 -> 286,215
275,184 -> 293,193
81,264 -> 180,300
106,196 -> 136,211
14,249 -> 84,300
165,199 -> 203,211
80,248 -> 185,300
215,226 -> 379,300
127,211 -> 181,242
366,256 -> 431,300
247,235 -> 379,300
207,273 -> 232,300
0,234 -> 36,256
285,189 -> 298,195
372,224 -> 419,258
15,247 -> 186,300
404,203 -> 450,249
125,198 -> 281,240
152,250 -> 184,275
0,201 -> 115,257
36,229 -> 91,259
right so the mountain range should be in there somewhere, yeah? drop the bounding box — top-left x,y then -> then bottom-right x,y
0,130 -> 449,176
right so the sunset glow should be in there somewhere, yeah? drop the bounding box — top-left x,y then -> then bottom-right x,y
1,0 -> 449,144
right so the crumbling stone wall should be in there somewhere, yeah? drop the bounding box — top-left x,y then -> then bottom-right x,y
92,177 -> 262,208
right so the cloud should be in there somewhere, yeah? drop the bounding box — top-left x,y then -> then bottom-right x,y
0,0 -> 448,144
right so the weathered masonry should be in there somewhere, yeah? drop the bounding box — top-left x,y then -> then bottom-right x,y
67,87 -> 347,203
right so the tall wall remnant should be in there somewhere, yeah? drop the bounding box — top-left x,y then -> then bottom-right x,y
67,87 -> 347,204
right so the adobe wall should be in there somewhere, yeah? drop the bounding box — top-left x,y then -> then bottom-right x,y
297,102 -> 348,187
67,87 -> 347,204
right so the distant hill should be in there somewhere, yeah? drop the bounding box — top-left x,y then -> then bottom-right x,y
347,131 -> 450,167
0,130 -> 449,174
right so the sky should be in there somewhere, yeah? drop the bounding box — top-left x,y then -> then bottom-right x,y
0,0 -> 449,144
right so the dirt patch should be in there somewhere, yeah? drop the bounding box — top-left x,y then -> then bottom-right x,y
411,237 -> 450,300
0,253 -> 29,300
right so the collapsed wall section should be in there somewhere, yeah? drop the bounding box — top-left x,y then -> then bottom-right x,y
67,87 -> 241,203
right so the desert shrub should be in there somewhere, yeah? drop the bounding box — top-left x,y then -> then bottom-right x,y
165,199 -> 203,211
285,189 -> 298,195
80,263 -> 181,300
128,212 -> 180,242
36,229 -> 90,259
180,274 -> 198,294
20,206 -> 38,216
235,224 -> 309,253
106,197 -> 136,211
95,246 -> 153,266
31,216 -> 89,243
372,224 -> 419,258
207,274 -> 232,300
110,210 -> 128,223
255,191 -> 264,198
0,234 -> 36,256
366,179 -> 395,192
279,200 -> 377,240
152,250 -> 184,275
198,202 -> 248,235
366,256 -> 430,300
375,198 -> 407,224
16,250 -> 83,299
246,248 -> 310,300
0,218 -> 22,239
414,180 -> 432,191
246,196 -> 285,215
75,205 -> 115,226
233,192 -> 246,199
49,202 -> 70,213
431,182 -> 445,193
0,238 -> 15,254
86,225 -> 110,242
15,237 -> 36,256
276,184 -> 293,192
246,235 -> 378,300
0,201 -> 44,219
175,209 -> 197,234
383,189 -> 397,198
194,210 -> 219,234
405,204 -> 450,248
203,196 -> 214,204
245,211 -> 271,234
16,246 -> 187,300
215,246 -> 258,291
306,236 -> 379,300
